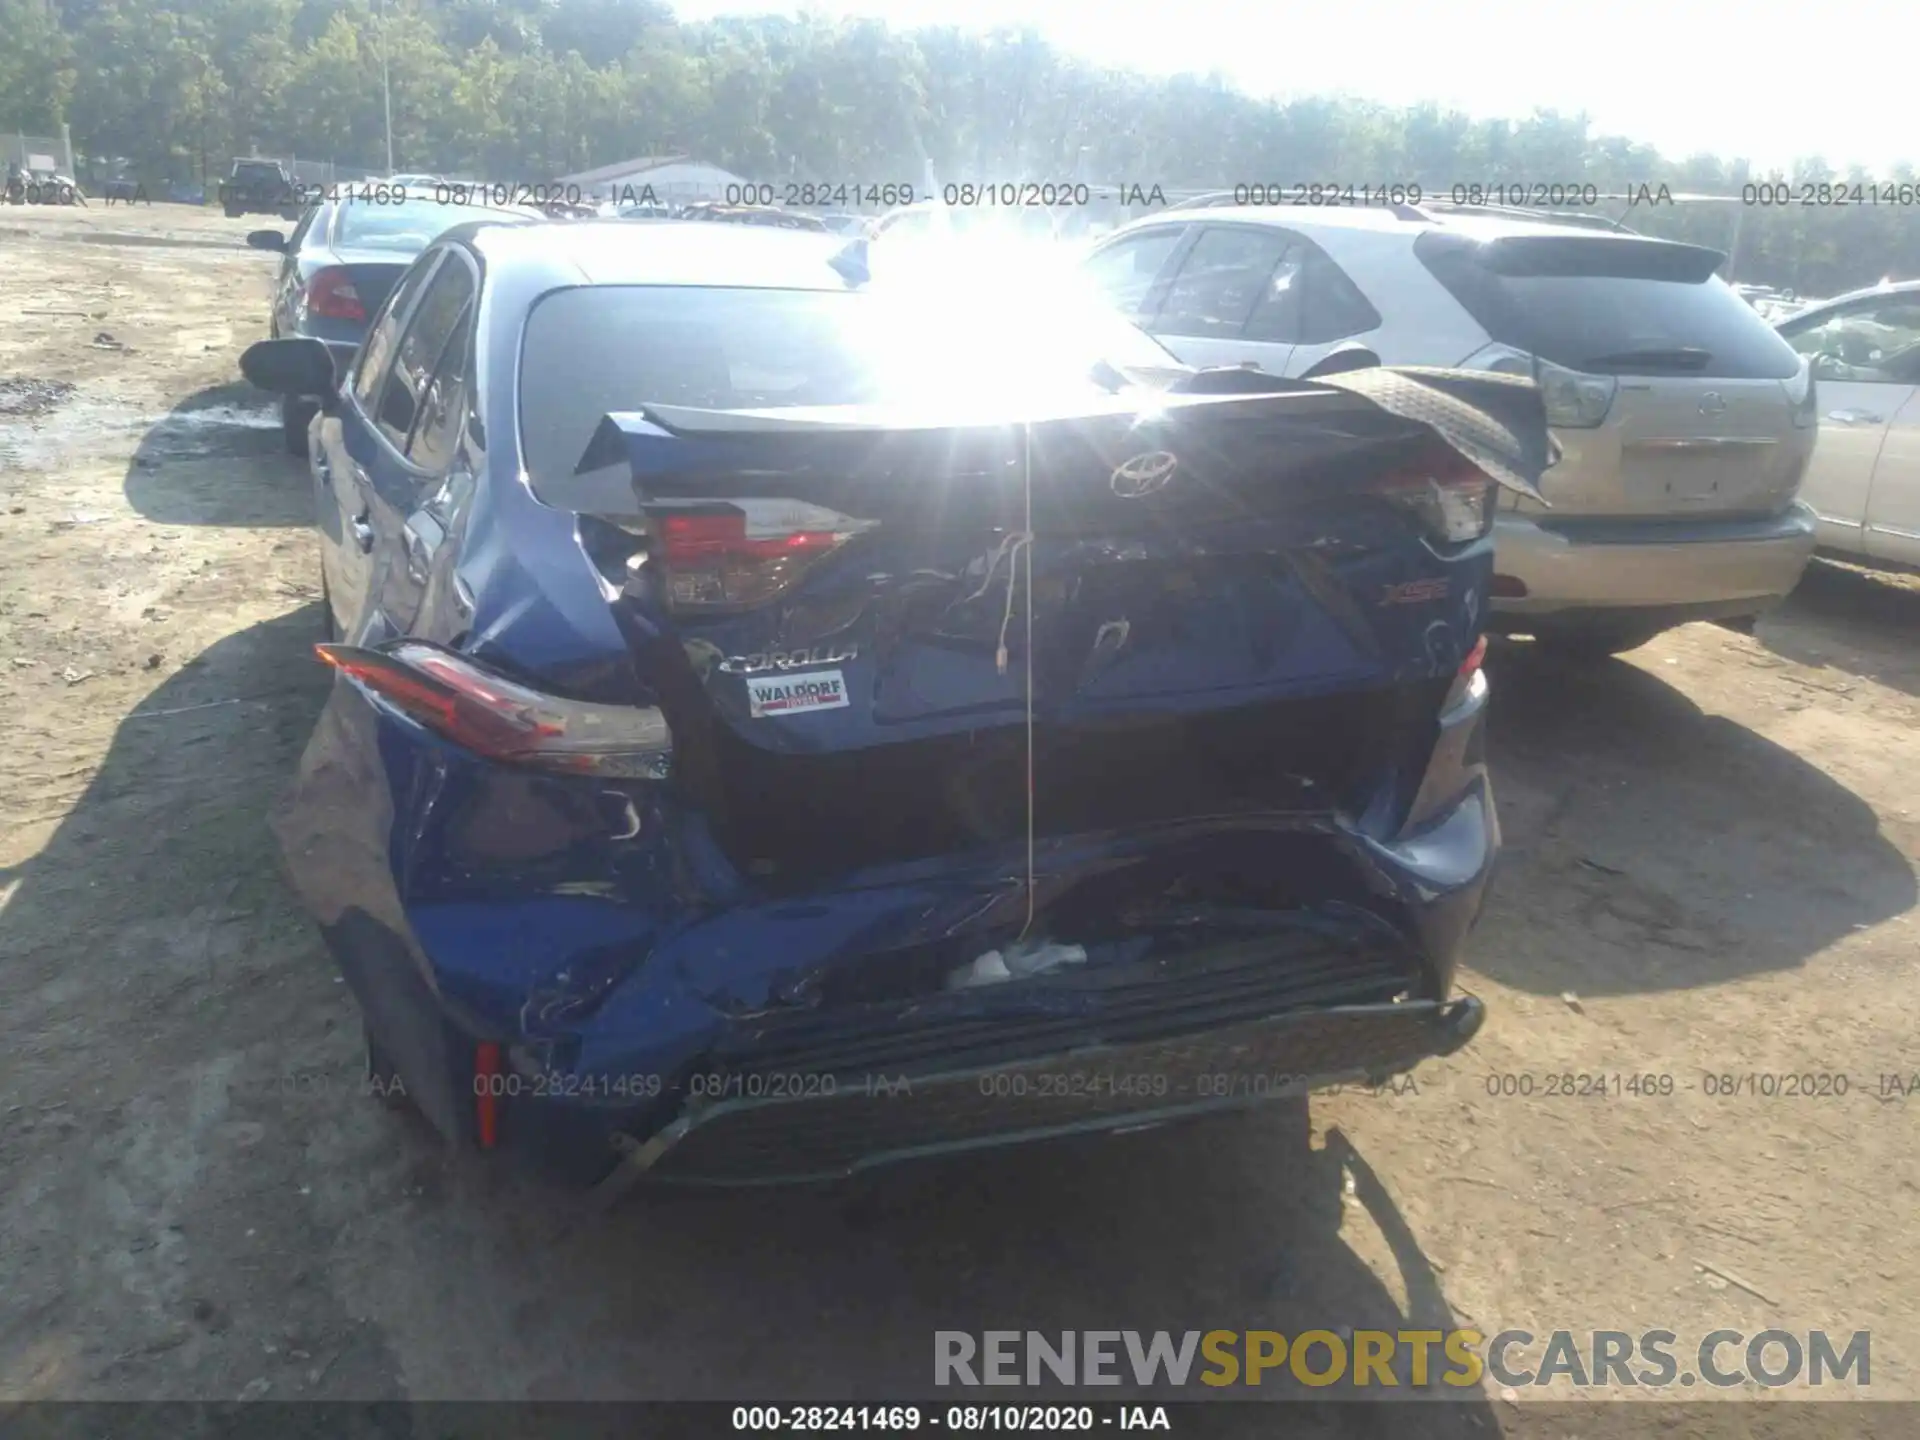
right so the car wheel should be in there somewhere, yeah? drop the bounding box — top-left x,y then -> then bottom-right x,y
282,396 -> 316,456
1533,620 -> 1670,658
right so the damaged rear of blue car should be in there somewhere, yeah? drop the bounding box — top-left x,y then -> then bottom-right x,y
241,220 -> 1552,1192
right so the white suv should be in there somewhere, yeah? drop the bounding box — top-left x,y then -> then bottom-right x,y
1079,203 -> 1819,654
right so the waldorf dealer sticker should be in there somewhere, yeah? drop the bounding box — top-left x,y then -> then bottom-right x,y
746,669 -> 851,718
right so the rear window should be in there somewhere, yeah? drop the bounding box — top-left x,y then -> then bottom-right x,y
333,198 -> 521,252
518,283 -> 1179,512
1415,231 -> 1802,380
234,163 -> 282,182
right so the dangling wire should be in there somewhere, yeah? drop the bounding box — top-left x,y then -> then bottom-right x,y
992,532 -> 1031,675
967,529 -> 1028,610
1011,419 -> 1037,945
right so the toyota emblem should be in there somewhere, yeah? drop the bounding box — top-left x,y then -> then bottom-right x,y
1111,451 -> 1179,498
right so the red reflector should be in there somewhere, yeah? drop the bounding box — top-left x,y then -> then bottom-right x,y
1460,634 -> 1488,677
307,266 -> 365,322
474,1041 -> 502,1149
1490,574 -> 1529,599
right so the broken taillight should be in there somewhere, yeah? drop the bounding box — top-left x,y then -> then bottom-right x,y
1442,633 -> 1489,713
1458,633 -> 1488,678
647,499 -> 875,613
306,266 -> 365,322
315,641 -> 671,777
1367,445 -> 1498,545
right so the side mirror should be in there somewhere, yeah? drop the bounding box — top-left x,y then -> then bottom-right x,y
241,337 -> 338,405
246,229 -> 288,252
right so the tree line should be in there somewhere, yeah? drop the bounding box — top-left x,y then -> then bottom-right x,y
3,0 -> 1916,296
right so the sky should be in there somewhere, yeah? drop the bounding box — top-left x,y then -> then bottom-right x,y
667,0 -> 1914,175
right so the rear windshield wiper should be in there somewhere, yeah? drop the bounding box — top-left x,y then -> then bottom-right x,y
1582,346 -> 1712,373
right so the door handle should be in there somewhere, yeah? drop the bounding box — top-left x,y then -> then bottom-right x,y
350,511 -> 375,553
1826,408 -> 1885,425
402,512 -> 441,583
313,450 -> 331,486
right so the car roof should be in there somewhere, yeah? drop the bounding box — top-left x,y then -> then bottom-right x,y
315,198 -> 540,249
468,218 -> 852,289
1121,203 -> 1650,245
1149,203 -> 1424,234
1792,278 -> 1920,315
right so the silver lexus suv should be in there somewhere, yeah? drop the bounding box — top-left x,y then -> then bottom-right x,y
1078,203 -> 1819,654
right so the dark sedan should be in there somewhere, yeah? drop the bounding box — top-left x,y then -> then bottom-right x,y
238,220 -> 1548,1193
249,194 -> 537,453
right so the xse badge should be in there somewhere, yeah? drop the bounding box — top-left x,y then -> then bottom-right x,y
1379,578 -> 1451,606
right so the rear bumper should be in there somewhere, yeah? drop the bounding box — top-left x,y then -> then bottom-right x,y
617,996 -> 1485,1187
318,803 -> 1497,1188
1489,502 -> 1816,622
284,660 -> 1500,1188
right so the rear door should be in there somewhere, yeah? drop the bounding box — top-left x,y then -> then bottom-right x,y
1779,294 -> 1920,557
1276,243 -> 1387,376
357,245 -> 478,635
1416,230 -> 1813,519
1138,224 -> 1300,375
318,252 -> 441,640
1078,224 -> 1188,326
1865,388 -> 1920,567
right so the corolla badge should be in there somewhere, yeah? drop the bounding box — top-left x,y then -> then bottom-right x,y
719,643 -> 860,675
1111,450 -> 1179,498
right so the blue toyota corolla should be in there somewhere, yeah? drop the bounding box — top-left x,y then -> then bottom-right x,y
240,218 -> 1551,1193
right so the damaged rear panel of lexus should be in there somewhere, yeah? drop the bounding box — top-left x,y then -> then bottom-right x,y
251,220 -> 1554,1193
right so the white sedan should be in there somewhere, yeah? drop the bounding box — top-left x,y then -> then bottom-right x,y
1778,281 -> 1920,571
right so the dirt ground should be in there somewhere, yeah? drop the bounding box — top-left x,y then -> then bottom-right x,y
1,203 -> 1916,1428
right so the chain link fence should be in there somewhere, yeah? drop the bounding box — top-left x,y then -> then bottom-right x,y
272,157 -> 381,188
4,132 -> 75,176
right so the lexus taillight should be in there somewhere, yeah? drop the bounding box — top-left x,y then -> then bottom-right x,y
315,641 -> 670,777
1368,445 -> 1498,545
1463,343 -> 1615,429
1532,357 -> 1616,428
647,499 -> 875,613
306,266 -> 365,322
